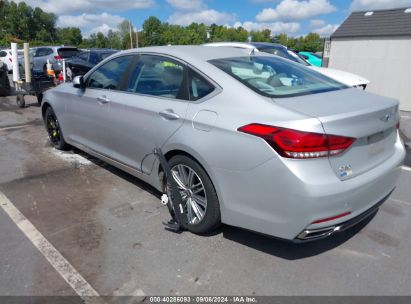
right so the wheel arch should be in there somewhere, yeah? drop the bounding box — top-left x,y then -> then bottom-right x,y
41,101 -> 52,120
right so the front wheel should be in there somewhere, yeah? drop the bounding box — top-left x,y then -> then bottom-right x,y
44,107 -> 69,150
166,155 -> 221,234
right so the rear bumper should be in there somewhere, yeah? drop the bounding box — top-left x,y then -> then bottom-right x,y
215,133 -> 405,240
295,189 -> 391,241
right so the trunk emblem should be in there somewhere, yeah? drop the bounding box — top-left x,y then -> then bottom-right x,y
380,114 -> 392,122
339,165 -> 352,178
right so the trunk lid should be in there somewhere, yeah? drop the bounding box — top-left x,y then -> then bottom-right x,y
275,88 -> 400,180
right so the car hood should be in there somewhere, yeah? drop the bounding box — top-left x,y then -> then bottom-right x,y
308,66 -> 370,87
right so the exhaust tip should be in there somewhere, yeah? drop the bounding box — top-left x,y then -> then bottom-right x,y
297,226 -> 337,240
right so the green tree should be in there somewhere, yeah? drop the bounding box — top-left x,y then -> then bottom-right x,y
143,16 -> 162,46
57,27 -> 82,46
107,30 -> 122,49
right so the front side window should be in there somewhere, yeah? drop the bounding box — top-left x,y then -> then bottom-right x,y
209,56 -> 347,98
86,55 -> 134,90
127,55 -> 185,99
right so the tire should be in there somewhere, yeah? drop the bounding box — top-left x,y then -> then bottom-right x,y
44,106 -> 69,150
166,155 -> 221,234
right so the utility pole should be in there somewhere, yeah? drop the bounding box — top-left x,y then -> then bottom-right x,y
129,20 -> 133,48
136,28 -> 139,48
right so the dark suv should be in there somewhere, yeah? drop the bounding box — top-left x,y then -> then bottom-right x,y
65,49 -> 117,78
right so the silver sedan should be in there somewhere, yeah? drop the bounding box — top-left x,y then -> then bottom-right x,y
41,46 -> 405,241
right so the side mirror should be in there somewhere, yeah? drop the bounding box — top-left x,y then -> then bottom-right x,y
73,75 -> 85,89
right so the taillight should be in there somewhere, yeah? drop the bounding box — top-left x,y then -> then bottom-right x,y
396,122 -> 400,129
238,123 -> 355,159
9,57 -> 12,62
54,55 -> 63,60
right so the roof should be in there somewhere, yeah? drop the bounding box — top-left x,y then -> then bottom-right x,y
332,7 -> 411,38
203,42 -> 284,50
119,45 -> 273,62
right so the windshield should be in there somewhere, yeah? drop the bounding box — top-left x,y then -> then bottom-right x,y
258,47 -> 309,66
209,56 -> 347,98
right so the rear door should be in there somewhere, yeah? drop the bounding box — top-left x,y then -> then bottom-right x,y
275,88 -> 399,180
108,54 -> 189,173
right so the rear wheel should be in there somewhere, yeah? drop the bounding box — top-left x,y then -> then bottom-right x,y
166,155 -> 221,234
44,107 -> 69,150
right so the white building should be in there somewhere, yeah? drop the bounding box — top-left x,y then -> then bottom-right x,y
326,8 -> 411,111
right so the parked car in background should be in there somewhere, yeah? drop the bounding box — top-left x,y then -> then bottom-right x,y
0,49 -> 13,73
65,49 -> 117,79
0,61 -> 11,96
41,46 -> 404,241
204,42 -> 370,89
299,51 -> 323,67
29,46 -> 80,74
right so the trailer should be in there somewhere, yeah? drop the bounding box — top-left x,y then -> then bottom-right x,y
16,73 -> 55,108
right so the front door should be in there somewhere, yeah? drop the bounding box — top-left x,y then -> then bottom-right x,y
64,55 -> 135,156
108,54 -> 189,174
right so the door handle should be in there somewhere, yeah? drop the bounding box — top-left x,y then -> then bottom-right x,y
97,95 -> 110,104
159,110 -> 180,120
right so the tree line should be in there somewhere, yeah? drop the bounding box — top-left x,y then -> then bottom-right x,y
0,1 -> 324,52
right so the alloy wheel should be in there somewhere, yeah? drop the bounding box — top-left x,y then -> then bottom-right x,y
170,164 -> 207,225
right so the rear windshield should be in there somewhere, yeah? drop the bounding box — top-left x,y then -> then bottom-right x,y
209,56 -> 347,98
58,48 -> 80,58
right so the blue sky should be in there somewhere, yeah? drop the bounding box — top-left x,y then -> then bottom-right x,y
17,0 -> 411,37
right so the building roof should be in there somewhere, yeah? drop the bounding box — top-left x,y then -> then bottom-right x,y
331,7 -> 411,38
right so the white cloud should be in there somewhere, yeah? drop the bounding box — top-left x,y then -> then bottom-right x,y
166,0 -> 205,10
311,23 -> 339,36
309,19 -> 326,28
234,21 -> 300,34
57,13 -> 125,36
167,9 -> 236,25
14,0 -> 154,14
256,0 -> 336,22
350,0 -> 411,11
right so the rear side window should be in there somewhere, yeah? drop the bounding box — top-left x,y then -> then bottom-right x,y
188,69 -> 215,101
58,48 -> 79,58
127,55 -> 186,99
86,55 -> 134,90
